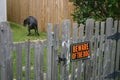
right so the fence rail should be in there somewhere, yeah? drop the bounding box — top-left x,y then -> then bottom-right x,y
0,18 -> 120,80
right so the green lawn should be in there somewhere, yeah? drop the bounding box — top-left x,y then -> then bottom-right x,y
9,22 -> 47,42
9,22 -> 47,79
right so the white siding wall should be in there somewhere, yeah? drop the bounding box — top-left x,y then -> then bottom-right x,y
0,0 -> 7,22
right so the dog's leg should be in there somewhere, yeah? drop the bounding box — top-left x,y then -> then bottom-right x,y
36,29 -> 39,36
34,26 -> 39,36
27,28 -> 31,36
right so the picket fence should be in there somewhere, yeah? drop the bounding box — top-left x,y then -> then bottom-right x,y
0,18 -> 120,80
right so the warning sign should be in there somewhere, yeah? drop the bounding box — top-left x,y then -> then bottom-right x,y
70,41 -> 91,61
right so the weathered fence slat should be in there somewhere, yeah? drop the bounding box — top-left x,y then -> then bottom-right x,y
110,20 -> 118,75
39,42 -> 44,80
98,22 -> 105,80
84,19 -> 94,80
77,24 -> 84,80
0,23 -> 7,80
0,22 -> 13,80
34,41 -> 44,80
71,23 -> 78,80
103,18 -> 113,80
16,43 -> 22,80
6,23 -> 13,80
60,20 -> 70,80
52,24 -> 59,80
46,23 -> 53,80
92,21 -> 100,80
34,42 -> 39,80
116,21 -> 120,71
115,21 -> 120,80
25,40 -> 31,80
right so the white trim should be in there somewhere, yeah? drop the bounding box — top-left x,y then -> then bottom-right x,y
0,0 -> 7,22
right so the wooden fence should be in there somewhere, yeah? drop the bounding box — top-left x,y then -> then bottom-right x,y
7,0 -> 74,32
0,18 -> 120,80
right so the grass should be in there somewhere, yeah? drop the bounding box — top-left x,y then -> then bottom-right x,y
13,48 -> 36,80
10,22 -> 47,79
12,47 -> 47,80
9,22 -> 47,42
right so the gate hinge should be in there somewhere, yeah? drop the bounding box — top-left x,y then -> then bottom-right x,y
107,32 -> 120,41
105,71 -> 120,79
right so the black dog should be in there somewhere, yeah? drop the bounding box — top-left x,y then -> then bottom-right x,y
23,16 -> 39,36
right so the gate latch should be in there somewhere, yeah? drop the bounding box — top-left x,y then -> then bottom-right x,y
57,55 -> 66,65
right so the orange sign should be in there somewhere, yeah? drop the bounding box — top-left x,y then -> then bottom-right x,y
70,41 -> 91,61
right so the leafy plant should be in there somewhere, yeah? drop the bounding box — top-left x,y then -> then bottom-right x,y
70,0 -> 120,25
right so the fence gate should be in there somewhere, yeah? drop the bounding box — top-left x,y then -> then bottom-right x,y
46,18 -> 120,80
0,18 -> 120,80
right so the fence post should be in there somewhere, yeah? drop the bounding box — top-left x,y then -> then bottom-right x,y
46,23 -> 53,80
71,23 -> 78,80
103,18 -> 113,80
0,22 -> 13,80
60,20 -> 70,80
